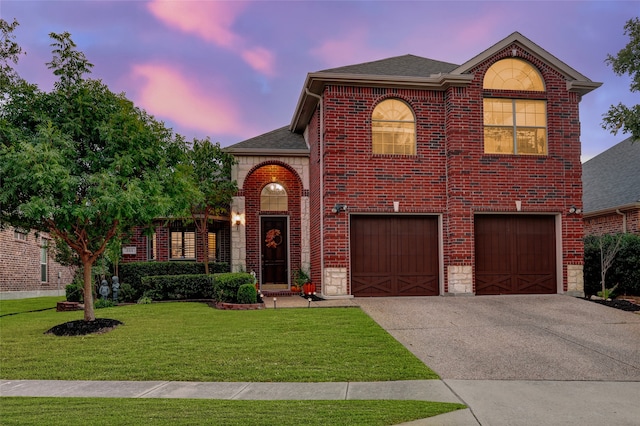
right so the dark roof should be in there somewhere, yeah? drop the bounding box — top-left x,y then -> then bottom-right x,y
319,54 -> 459,77
582,137 -> 640,213
225,126 -> 308,155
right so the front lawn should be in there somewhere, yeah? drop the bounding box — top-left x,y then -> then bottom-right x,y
0,298 -> 437,382
0,398 -> 466,425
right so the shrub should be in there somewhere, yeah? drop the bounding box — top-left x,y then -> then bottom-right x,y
65,281 -> 84,303
119,261 -> 230,299
95,298 -> 114,309
237,283 -> 258,304
584,233 -> 640,296
213,272 -> 255,303
140,274 -> 215,301
118,282 -> 135,303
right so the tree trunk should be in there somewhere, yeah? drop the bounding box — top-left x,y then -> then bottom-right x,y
202,227 -> 209,275
83,259 -> 96,321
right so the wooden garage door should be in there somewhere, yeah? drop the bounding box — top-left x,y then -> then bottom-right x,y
351,215 -> 439,297
475,215 -> 556,295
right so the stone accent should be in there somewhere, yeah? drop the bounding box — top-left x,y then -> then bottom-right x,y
231,196 -> 246,272
448,265 -> 473,294
233,156 -> 309,191
323,267 -> 348,296
300,196 -> 310,271
566,264 -> 585,297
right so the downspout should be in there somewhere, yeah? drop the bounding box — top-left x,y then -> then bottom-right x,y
305,88 -> 325,297
616,209 -> 627,234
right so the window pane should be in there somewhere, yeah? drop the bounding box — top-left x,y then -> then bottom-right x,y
183,232 -> 195,259
484,127 -> 515,154
208,232 -> 216,260
483,58 -> 545,91
517,128 -> 547,155
40,243 -> 48,282
372,99 -> 416,155
261,183 -> 288,211
170,232 -> 182,259
484,99 -> 513,126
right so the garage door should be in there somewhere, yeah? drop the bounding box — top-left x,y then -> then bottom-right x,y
351,215 -> 439,296
475,215 -> 556,295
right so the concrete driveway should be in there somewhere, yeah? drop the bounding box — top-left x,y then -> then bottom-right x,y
356,295 -> 640,425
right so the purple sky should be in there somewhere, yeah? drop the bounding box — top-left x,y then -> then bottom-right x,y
2,1 -> 637,161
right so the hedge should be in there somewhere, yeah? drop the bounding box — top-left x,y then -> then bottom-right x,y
584,233 -> 640,297
141,274 -> 215,301
119,261 -> 230,299
213,272 -> 256,303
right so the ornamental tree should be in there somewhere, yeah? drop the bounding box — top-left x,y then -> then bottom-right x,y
0,23 -> 187,321
603,17 -> 640,140
181,138 -> 237,275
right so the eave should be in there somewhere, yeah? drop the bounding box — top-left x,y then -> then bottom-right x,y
290,72 -> 474,133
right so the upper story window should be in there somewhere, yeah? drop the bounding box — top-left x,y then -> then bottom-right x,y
372,99 -> 416,155
14,228 -> 28,241
261,183 -> 287,211
483,59 -> 547,155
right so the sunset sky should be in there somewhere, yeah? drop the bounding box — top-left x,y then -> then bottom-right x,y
2,0 -> 637,161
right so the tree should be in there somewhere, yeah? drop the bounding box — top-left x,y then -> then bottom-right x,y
603,17 -> 640,141
182,138 -> 237,275
0,25 -> 186,321
597,234 -> 624,298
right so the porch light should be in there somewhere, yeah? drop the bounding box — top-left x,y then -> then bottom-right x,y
233,214 -> 242,226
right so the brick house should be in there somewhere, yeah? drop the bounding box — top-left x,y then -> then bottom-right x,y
0,227 -> 75,298
226,32 -> 600,297
583,137 -> 640,236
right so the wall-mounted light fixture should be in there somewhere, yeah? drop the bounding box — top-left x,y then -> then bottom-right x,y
331,204 -> 347,214
568,206 -> 582,215
233,213 -> 242,226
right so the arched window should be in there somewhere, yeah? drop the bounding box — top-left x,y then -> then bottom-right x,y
261,183 -> 288,211
483,59 -> 547,155
372,99 -> 416,155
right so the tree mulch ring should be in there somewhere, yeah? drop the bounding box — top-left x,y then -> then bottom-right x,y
587,298 -> 640,312
45,318 -> 123,336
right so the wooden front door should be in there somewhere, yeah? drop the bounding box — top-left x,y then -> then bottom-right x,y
261,216 -> 288,287
351,215 -> 439,297
475,215 -> 556,295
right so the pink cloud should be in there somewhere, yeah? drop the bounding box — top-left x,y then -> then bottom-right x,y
147,0 -> 276,76
131,63 -> 248,138
310,28 -> 388,68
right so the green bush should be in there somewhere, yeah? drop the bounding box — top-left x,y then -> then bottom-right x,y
65,282 -> 84,303
213,272 -> 255,303
119,261 -> 230,299
117,282 -> 135,303
140,274 -> 215,301
584,233 -> 640,296
95,298 -> 115,309
237,283 -> 258,304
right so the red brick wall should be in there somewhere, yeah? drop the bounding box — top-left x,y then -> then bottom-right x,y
0,228 -> 76,293
584,208 -> 640,236
242,162 -> 303,285
310,43 -> 584,293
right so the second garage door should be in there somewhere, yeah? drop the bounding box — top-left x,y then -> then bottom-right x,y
350,215 -> 439,297
475,214 -> 557,295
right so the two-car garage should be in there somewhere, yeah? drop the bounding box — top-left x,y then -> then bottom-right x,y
350,214 -> 557,296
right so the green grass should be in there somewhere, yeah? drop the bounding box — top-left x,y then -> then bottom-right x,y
0,398 -> 466,425
0,298 -> 437,382
0,296 -> 65,316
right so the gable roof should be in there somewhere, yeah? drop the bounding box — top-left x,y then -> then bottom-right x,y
224,126 -> 308,156
582,137 -> 640,214
290,32 -> 602,133
319,54 -> 459,77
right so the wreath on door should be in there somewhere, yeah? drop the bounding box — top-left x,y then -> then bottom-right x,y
265,229 -> 282,248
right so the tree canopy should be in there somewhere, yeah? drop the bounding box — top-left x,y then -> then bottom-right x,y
0,22 -> 189,320
603,17 -> 640,141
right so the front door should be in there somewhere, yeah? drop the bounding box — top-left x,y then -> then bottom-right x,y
261,216 -> 288,289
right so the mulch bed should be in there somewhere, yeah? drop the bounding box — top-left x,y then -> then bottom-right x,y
586,298 -> 640,312
45,318 -> 123,336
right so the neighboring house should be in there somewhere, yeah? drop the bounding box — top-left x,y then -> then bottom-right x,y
583,137 -> 640,235
0,227 -> 75,298
223,32 -> 600,297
